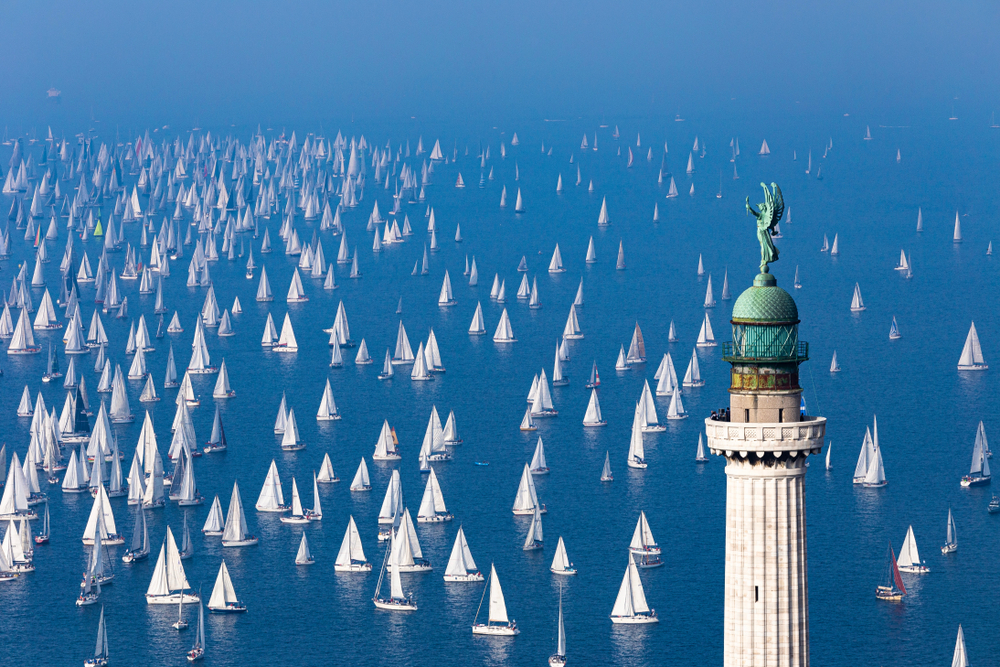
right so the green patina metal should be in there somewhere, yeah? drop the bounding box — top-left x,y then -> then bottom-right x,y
726,183 -> 809,391
746,182 -> 784,274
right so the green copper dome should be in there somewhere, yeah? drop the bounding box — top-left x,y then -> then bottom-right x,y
731,272 -> 799,323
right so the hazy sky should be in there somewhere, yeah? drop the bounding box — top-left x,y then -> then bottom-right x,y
1,0 -> 997,129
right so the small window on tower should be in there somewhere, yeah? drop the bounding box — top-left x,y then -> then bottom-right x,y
745,409 -> 750,422
778,409 -> 783,423
755,586 -> 759,602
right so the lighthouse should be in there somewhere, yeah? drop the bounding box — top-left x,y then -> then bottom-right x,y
705,268 -> 825,667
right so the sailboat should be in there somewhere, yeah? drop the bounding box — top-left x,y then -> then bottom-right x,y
186,600 -> 205,662
221,482 -> 258,547
550,536 -> 576,575
163,564 -> 187,628
600,452 -> 613,482
830,351 -> 841,372
334,516 -> 370,572
958,322 -> 987,370
895,250 -> 909,271
512,463 -> 545,515
350,459 -> 372,491
961,421 -> 991,487
876,543 -> 907,601
610,554 -> 658,623
373,533 -> 417,611
208,560 -> 246,612
295,533 -> 314,565
472,564 -> 519,635
84,606 -> 109,667
417,468 -> 453,523
145,527 -> 199,604
523,505 -> 544,550
34,502 -> 49,544
279,478 -> 312,524
897,526 -> 930,573
696,434 -> 709,462
951,626 -> 970,667
954,212 -> 962,243
626,404 -> 647,469
942,508 -> 958,554
548,588 -> 567,666
444,525 -> 483,582
850,283 -> 865,312
629,511 -> 662,567
122,506 -> 150,563
582,389 -> 606,426
586,362 -> 600,389
858,417 -> 887,488
825,442 -> 833,470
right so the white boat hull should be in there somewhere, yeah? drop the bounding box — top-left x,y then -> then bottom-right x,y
373,598 -> 417,611
472,623 -> 519,636
444,572 -> 484,582
389,562 -> 433,573
221,538 -> 259,547
334,562 -> 372,572
611,613 -> 659,624
146,592 -> 200,605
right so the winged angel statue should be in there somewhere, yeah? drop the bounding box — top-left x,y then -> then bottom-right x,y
746,182 -> 784,273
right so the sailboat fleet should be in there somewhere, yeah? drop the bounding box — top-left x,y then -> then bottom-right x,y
0,117 -> 988,665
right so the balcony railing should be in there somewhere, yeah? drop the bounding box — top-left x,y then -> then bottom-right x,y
723,340 -> 809,363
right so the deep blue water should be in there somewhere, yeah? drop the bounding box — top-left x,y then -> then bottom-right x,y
2,113 -> 1000,666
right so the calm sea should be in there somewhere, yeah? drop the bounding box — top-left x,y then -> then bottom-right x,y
2,112 -> 999,666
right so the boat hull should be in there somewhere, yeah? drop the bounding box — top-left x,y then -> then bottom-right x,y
611,613 -> 658,624
941,543 -> 958,554
961,475 -> 991,487
373,598 -> 417,611
334,562 -> 372,572
550,567 -> 578,576
222,538 -> 259,547
472,623 -> 519,636
146,592 -> 201,605
444,572 -> 484,582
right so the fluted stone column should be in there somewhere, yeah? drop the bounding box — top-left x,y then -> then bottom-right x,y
723,454 -> 808,667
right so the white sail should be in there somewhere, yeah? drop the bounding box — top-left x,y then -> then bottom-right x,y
255,460 -> 286,511
335,516 -> 368,570
487,564 -> 510,623
958,322 -> 987,369
207,560 -> 241,610
583,389 -> 605,426
952,625 -> 969,667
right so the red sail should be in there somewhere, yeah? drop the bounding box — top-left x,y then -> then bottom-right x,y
889,546 -> 907,595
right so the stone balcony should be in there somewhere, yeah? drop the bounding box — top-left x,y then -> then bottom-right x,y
704,416 -> 826,459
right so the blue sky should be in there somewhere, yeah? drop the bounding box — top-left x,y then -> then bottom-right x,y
1,0 -> 997,128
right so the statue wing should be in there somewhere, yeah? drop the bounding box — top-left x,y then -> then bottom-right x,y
770,183 -> 784,225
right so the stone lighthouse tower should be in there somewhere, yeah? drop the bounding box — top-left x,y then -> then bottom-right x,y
704,264 -> 825,663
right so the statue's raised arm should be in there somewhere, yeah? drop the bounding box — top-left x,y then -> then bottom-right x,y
748,182 -> 783,273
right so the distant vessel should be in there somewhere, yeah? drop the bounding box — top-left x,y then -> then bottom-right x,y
960,421 -> 991,487
875,543 -> 906,601
472,564 -> 519,635
958,322 -> 987,370
695,434 -> 709,462
548,588 -> 567,666
444,525 -> 482,582
610,554 -> 658,623
600,452 -> 613,482
896,526 -> 929,573
850,283 -> 865,312
889,317 -> 901,340
954,212 -> 962,242
84,606 -> 109,667
941,508 -> 958,554
830,351 -> 840,373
